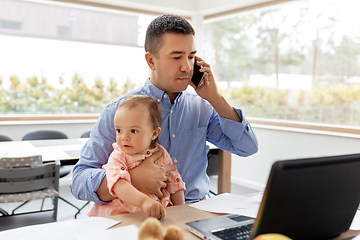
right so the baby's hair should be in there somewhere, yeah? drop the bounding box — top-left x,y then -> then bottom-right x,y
118,95 -> 162,130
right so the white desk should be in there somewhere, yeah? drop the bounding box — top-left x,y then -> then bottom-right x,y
0,138 -> 88,164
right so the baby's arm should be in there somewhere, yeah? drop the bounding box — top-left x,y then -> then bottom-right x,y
113,179 -> 166,219
170,190 -> 185,205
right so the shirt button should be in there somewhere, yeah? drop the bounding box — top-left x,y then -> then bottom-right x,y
176,178 -> 180,182
172,133 -> 175,138
170,110 -> 173,113
157,99 -> 160,102
164,94 -> 167,98
174,159 -> 178,163
121,167 -> 125,170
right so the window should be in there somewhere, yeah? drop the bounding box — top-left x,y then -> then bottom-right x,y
0,0 -> 156,114
203,0 -> 360,127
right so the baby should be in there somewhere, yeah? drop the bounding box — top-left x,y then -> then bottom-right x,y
88,95 -> 185,219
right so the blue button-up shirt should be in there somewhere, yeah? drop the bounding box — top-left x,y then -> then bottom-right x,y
71,79 -> 258,204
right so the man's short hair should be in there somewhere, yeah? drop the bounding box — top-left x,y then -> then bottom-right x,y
144,14 -> 195,57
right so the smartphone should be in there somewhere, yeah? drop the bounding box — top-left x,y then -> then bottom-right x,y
191,59 -> 205,87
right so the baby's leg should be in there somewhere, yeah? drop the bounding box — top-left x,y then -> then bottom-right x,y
164,225 -> 184,240
138,217 -> 163,240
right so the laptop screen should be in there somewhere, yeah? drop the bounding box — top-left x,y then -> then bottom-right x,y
251,153 -> 360,240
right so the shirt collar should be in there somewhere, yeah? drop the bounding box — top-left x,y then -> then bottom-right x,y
144,78 -> 183,104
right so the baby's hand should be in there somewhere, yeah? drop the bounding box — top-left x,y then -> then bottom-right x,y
141,198 -> 166,220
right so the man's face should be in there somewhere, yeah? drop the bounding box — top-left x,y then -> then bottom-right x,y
150,32 -> 197,99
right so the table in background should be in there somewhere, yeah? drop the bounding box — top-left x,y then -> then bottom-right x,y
0,138 -> 88,165
108,204 -> 360,240
0,139 -> 232,194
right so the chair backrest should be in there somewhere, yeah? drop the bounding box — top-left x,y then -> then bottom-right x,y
22,130 -> 68,141
80,130 -> 91,138
0,158 -> 60,194
0,134 -> 13,142
0,155 -> 42,168
206,147 -> 218,177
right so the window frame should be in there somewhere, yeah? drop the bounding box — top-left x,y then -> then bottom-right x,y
1,0 -> 358,138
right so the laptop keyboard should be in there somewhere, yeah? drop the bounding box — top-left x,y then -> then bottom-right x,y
212,223 -> 253,240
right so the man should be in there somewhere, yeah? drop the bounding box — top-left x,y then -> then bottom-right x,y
71,14 -> 258,204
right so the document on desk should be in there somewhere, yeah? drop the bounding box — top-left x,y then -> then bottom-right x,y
75,224 -> 139,240
0,217 -> 120,240
350,210 -> 360,230
189,193 -> 262,218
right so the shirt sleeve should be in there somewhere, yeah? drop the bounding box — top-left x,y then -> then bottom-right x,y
70,100 -> 118,205
105,149 -> 131,196
207,106 -> 258,157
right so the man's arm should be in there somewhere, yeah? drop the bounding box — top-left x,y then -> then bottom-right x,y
71,103 -> 118,204
96,175 -> 116,202
129,150 -> 177,198
190,56 -> 258,156
190,56 -> 241,123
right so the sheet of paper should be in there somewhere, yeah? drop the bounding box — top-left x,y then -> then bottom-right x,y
350,210 -> 360,230
351,234 -> 360,240
0,217 -> 120,240
189,193 -> 262,218
75,224 -> 139,240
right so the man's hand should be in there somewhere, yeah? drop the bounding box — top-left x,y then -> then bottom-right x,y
189,56 -> 242,123
129,150 -> 177,198
189,56 -> 221,103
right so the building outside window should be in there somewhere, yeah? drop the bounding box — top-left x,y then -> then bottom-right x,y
0,0 -> 155,114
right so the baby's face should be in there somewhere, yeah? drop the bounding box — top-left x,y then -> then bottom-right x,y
114,105 -> 156,155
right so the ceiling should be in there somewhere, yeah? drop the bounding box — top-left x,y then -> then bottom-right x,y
51,0 -> 292,19
46,0 -> 293,56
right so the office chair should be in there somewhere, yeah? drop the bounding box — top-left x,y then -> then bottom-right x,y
0,133 -> 14,217
22,129 -> 70,178
0,133 -> 13,142
206,145 -> 219,197
21,129 -> 89,218
0,156 -> 60,231
22,129 -> 68,140
80,130 -> 91,138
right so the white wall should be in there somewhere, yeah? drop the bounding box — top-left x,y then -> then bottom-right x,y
232,125 -> 360,191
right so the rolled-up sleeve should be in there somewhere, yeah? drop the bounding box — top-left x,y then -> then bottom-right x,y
207,107 -> 258,157
105,150 -> 131,196
71,100 -> 118,205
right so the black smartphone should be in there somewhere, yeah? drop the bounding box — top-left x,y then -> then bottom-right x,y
191,59 -> 204,87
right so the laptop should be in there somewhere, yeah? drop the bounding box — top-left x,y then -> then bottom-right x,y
186,153 -> 360,240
